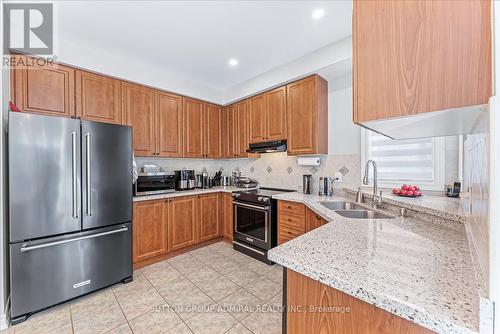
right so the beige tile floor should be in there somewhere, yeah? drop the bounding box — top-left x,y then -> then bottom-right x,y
2,241 -> 283,334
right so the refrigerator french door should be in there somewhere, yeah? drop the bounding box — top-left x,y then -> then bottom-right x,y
8,112 -> 133,324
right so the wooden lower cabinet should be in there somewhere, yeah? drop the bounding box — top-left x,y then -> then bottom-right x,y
132,200 -> 167,263
278,200 -> 306,245
221,193 -> 234,239
198,193 -> 220,242
305,207 -> 327,232
168,196 -> 197,251
286,269 -> 434,334
134,194 -> 228,264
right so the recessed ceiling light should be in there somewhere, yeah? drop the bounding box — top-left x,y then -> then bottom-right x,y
312,8 -> 325,20
228,58 -> 239,67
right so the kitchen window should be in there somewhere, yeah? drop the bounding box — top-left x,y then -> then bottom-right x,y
361,129 -> 445,191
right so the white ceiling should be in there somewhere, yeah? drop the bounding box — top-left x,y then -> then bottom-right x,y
54,1 -> 353,90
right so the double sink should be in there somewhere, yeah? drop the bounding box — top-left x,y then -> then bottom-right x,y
320,201 -> 395,219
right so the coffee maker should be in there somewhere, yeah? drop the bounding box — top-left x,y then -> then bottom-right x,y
174,170 -> 195,190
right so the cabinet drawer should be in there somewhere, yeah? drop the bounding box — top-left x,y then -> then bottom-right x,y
278,201 -> 305,217
279,213 -> 305,230
278,224 -> 304,241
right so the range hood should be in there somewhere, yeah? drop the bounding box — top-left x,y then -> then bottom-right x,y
247,140 -> 287,153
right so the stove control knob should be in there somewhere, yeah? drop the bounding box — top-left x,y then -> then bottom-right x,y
262,197 -> 270,202
257,196 -> 263,201
233,193 -> 240,198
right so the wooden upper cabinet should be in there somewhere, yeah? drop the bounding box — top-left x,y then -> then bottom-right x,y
266,86 -> 287,141
75,70 -> 122,124
168,196 -> 197,251
236,100 -> 249,157
156,91 -> 183,157
221,105 -> 237,158
132,200 -> 167,263
198,193 -> 220,242
122,83 -> 155,157
203,103 -> 221,158
11,55 -> 75,117
248,93 -> 267,143
286,75 -> 328,155
353,0 -> 492,123
183,98 -> 204,158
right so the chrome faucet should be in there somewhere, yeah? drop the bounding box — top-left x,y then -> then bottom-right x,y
363,160 -> 382,208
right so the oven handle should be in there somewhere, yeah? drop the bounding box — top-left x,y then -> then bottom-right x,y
233,201 -> 270,211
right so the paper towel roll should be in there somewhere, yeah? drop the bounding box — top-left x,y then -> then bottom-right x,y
297,156 -> 321,166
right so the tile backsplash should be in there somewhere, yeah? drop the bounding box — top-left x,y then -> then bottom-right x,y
136,153 -> 361,193
226,152 -> 360,193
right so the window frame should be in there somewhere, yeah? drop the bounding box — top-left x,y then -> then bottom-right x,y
360,129 -> 445,191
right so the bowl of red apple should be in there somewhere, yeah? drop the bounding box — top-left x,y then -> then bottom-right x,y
392,184 -> 422,197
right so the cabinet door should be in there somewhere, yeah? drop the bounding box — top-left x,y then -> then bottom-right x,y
248,93 -> 267,143
266,86 -> 287,141
133,200 -> 167,263
198,193 -> 220,242
287,76 -> 324,155
11,55 -> 75,117
221,193 -> 233,240
305,208 -> 327,232
203,103 -> 221,158
353,0 -> 491,123
222,105 -> 237,158
76,70 -> 122,124
183,98 -> 204,157
236,100 -> 249,157
156,91 -> 183,157
122,83 -> 155,157
168,196 -> 197,251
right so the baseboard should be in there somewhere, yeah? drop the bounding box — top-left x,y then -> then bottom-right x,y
0,313 -> 7,330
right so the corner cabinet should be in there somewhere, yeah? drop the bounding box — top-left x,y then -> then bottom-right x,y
286,75 -> 328,155
353,0 -> 492,129
75,70 -> 122,124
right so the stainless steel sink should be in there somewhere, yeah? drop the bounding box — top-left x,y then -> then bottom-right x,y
319,201 -> 366,211
334,210 -> 395,219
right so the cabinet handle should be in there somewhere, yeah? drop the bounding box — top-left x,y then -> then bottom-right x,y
287,218 -> 292,222
287,206 -> 292,209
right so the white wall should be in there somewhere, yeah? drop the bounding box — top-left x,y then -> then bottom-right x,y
328,87 -> 360,155
54,38 -> 224,104
223,37 -> 352,104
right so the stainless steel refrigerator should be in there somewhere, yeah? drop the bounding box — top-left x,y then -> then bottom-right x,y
8,112 -> 133,324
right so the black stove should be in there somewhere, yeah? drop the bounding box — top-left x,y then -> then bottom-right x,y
232,187 -> 295,264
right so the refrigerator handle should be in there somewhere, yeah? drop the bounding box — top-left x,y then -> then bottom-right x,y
71,131 -> 78,219
20,226 -> 129,252
85,132 -> 92,216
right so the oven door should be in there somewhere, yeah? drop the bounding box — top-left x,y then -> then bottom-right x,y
233,201 -> 271,250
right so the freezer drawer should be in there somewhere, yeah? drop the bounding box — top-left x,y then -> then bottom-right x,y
10,223 -> 132,321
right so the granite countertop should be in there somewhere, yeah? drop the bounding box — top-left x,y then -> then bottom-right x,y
133,186 -> 255,202
268,191 -> 491,334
